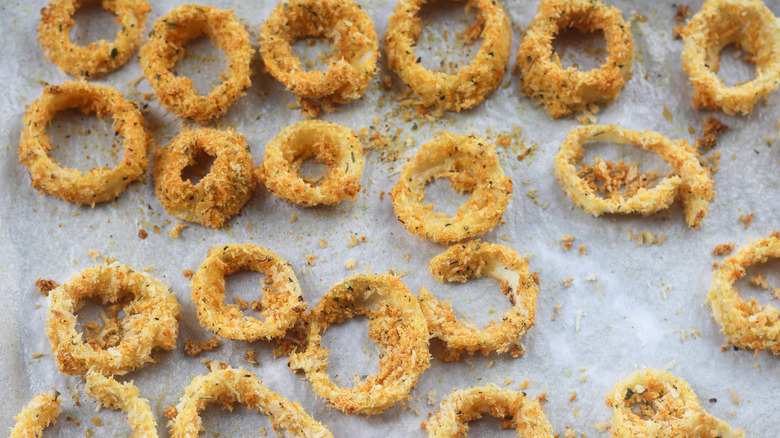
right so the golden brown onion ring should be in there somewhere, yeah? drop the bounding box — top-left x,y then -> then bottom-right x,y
385,0 -> 511,111
154,128 -> 255,229
190,244 -> 306,342
288,274 -> 431,415
518,0 -> 634,118
390,132 -> 512,243
256,120 -> 364,207
85,372 -> 159,437
554,125 -> 714,228
259,0 -> 378,104
38,0 -> 151,78
18,81 -> 150,205
681,0 -> 780,115
10,392 -> 62,438
46,262 -> 180,376
140,4 -> 252,120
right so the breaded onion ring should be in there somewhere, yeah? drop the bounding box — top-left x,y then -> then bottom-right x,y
169,366 -> 333,438
606,369 -> 744,438
38,0 -> 151,78
518,0 -> 634,118
707,235 -> 780,354
259,0 -> 379,104
423,385 -> 553,437
256,120 -> 363,207
154,128 -> 255,229
554,125 -> 714,228
390,132 -> 512,244
10,392 -> 62,438
681,0 -> 780,115
419,241 -> 537,361
288,274 -> 431,415
140,5 -> 252,120
191,244 -> 306,341
385,0 -> 511,111
85,372 -> 159,437
18,81 -> 150,205
46,263 -> 180,376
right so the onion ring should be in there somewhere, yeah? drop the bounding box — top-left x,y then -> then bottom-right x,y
518,0 -> 634,118
154,127 -> 255,229
384,0 -> 511,111
606,369 -> 744,438
10,392 -> 62,438
418,240 -> 537,361
191,244 -> 306,341
169,366 -> 333,438
256,120 -> 364,207
18,81 -> 150,205
38,0 -> 151,78
288,274 -> 431,415
259,0 -> 379,104
140,4 -> 252,120
85,372 -> 159,437
422,385 -> 553,437
554,124 -> 714,228
46,262 -> 181,376
681,0 -> 780,115
707,235 -> 780,354
390,132 -> 512,243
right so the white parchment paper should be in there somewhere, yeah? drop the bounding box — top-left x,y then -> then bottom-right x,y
1,0 -> 779,436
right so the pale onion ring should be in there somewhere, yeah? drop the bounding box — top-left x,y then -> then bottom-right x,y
140,4 -> 252,120
259,0 -> 379,104
38,0 -> 151,78
190,244 -> 306,341
518,0 -> 634,118
256,120 -> 364,207
554,124 -> 714,228
154,127 -> 256,229
606,369 -> 744,438
288,274 -> 431,415
422,385 -> 553,437
707,235 -> 780,354
10,392 -> 62,438
18,81 -> 150,206
169,366 -> 333,438
681,0 -> 780,115
384,0 -> 511,111
85,372 -> 159,437
390,132 -> 512,243
418,240 -> 537,361
46,262 -> 181,376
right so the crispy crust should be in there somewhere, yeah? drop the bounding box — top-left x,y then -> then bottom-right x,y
85,372 -> 159,437
259,0 -> 378,104
707,235 -> 780,354
419,241 -> 537,360
384,0 -> 511,111
46,263 -> 180,376
390,132 -> 512,243
140,4 -> 252,120
18,81 -> 150,205
681,0 -> 780,115
169,366 -> 333,438
606,369 -> 744,438
422,385 -> 553,437
257,121 -> 364,207
190,244 -> 307,341
10,392 -> 62,438
288,274 -> 431,415
554,125 -> 714,228
38,0 -> 151,78
154,128 -> 255,229
518,0 -> 634,118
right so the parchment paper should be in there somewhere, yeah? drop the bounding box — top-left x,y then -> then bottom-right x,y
1,0 -> 779,436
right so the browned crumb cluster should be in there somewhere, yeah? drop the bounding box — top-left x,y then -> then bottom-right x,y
184,337 -> 221,357
578,159 -> 660,200
712,243 -> 735,256
693,117 -> 729,151
672,4 -> 691,40
739,212 -> 755,229
35,278 -> 58,296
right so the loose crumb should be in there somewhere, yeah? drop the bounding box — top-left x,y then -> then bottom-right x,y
569,392 -> 577,402
182,269 -> 195,280
345,259 -> 356,270
245,348 -> 259,366
319,239 -> 327,248
184,337 -> 221,357
749,272 -> 769,289
519,380 -> 531,390
290,214 -> 297,223
427,389 -> 437,405
87,250 -> 100,261
35,278 -> 58,296
169,222 -> 186,238
738,212 -> 755,229
693,117 -> 728,151
91,417 -> 103,427
578,245 -> 586,255
561,235 -> 576,251
138,229 -> 148,239
729,388 -> 741,405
